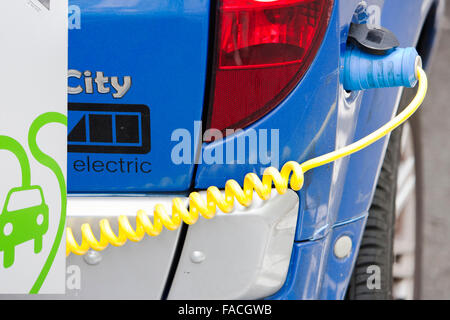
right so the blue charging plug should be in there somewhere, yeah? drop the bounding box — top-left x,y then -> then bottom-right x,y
342,45 -> 422,91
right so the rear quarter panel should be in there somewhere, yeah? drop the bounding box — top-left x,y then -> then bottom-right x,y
195,0 -> 434,242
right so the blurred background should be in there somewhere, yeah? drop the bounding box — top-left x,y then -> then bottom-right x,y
421,2 -> 450,299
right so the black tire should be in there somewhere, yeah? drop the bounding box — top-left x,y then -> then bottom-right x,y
346,87 -> 423,300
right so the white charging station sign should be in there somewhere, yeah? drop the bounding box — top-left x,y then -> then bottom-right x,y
0,0 -> 67,293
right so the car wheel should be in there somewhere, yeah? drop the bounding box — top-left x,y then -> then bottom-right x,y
346,88 -> 423,300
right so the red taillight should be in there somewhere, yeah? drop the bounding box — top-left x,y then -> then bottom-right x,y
207,0 -> 333,135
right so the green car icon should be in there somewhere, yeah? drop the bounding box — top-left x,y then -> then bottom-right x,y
0,185 -> 49,268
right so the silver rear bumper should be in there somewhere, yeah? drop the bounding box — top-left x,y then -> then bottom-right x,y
64,190 -> 299,299
168,190 -> 299,300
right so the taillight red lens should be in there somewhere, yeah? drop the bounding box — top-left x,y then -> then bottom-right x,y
207,0 -> 333,134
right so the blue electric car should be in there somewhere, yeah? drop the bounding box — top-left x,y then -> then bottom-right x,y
65,0 -> 443,299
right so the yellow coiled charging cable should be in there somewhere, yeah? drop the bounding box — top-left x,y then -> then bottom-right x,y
66,67 -> 427,257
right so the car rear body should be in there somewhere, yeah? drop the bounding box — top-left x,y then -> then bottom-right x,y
66,0 -> 443,299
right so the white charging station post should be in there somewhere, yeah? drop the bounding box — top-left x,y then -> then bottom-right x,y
0,0 -> 67,293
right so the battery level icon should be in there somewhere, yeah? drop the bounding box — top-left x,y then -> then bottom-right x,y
68,103 -> 150,154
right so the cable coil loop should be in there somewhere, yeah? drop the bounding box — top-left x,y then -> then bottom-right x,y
66,67 -> 427,257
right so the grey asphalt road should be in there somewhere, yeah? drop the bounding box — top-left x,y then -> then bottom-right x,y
421,6 -> 450,299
